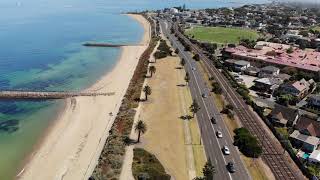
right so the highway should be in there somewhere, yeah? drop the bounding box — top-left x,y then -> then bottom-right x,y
160,20 -> 251,180
165,19 -> 305,180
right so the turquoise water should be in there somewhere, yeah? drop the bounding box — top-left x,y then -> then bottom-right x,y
0,0 -> 267,179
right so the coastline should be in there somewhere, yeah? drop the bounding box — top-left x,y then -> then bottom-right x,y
17,14 -> 150,180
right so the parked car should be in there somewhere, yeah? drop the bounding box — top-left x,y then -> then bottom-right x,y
227,162 -> 236,173
216,131 -> 223,138
210,117 -> 216,124
222,146 -> 230,155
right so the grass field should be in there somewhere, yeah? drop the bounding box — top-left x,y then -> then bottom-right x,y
186,26 -> 259,44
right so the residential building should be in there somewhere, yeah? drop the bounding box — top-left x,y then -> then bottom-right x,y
269,104 -> 299,127
244,66 -> 260,76
253,77 -> 283,93
295,116 -> 320,138
234,60 -> 250,72
259,66 -> 280,77
309,150 -> 320,164
307,94 -> 320,107
279,79 -> 315,98
290,130 -> 320,153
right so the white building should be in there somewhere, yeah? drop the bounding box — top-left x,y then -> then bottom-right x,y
309,150 -> 320,164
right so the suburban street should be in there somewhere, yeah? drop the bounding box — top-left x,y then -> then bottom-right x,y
160,20 -> 251,180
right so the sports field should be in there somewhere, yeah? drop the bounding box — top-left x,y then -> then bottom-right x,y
186,26 -> 259,44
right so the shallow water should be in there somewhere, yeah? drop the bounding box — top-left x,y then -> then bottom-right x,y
0,0 -> 267,179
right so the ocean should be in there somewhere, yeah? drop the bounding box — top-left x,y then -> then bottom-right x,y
0,0 -> 267,179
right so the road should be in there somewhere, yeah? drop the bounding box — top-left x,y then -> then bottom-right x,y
165,20 -> 305,180
160,20 -> 251,180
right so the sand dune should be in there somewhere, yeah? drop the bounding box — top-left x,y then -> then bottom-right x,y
18,14 -> 150,180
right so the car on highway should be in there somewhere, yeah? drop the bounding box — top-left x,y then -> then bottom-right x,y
222,146 -> 230,155
216,131 -> 223,138
210,117 -> 216,124
192,67 -> 196,71
202,93 -> 207,98
227,162 -> 236,173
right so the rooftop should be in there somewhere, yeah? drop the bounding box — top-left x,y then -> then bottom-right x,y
224,41 -> 320,72
290,130 -> 320,146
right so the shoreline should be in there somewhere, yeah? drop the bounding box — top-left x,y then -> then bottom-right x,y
17,14 -> 150,180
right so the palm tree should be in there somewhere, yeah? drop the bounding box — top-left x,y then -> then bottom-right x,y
143,85 -> 152,101
134,120 -> 147,143
149,66 -> 156,78
190,99 -> 200,117
185,72 -> 190,85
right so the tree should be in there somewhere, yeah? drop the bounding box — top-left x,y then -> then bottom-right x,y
149,66 -> 156,78
143,85 -> 152,101
234,128 -> 262,158
185,72 -> 190,85
180,58 -> 185,66
193,161 -> 215,180
286,46 -> 294,54
190,100 -> 200,117
175,48 -> 180,54
212,82 -> 222,94
203,161 -> 216,180
134,120 -> 147,143
193,54 -> 200,61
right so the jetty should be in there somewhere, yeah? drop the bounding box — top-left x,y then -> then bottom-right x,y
83,42 -> 133,47
0,91 -> 115,100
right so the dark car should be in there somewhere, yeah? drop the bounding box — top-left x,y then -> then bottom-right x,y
202,93 -> 207,98
210,117 -> 216,124
227,162 -> 236,173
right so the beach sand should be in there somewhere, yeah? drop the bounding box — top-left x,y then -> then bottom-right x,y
18,14 -> 150,180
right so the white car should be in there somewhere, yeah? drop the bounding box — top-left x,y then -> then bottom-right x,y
222,146 -> 230,155
192,67 -> 196,71
216,131 -> 223,138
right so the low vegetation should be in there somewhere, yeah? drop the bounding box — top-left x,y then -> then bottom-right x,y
154,39 -> 172,59
234,128 -> 262,158
186,26 -> 259,44
132,148 -> 170,180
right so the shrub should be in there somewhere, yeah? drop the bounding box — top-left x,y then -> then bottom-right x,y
212,82 -> 222,94
234,128 -> 262,158
132,148 -> 170,180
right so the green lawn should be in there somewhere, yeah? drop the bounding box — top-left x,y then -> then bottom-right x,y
186,26 -> 259,44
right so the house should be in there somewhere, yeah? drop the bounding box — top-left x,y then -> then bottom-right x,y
269,104 -> 299,127
259,66 -> 280,77
290,130 -> 320,153
224,59 -> 250,72
307,94 -> 320,107
295,115 -> 320,138
234,60 -> 250,72
279,79 -> 315,98
244,66 -> 260,76
309,150 -> 320,164
253,77 -> 283,93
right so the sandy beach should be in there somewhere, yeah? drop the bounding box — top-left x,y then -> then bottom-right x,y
18,14 -> 150,180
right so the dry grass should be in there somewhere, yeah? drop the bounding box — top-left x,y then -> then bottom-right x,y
139,56 -> 189,180
189,116 -> 206,176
